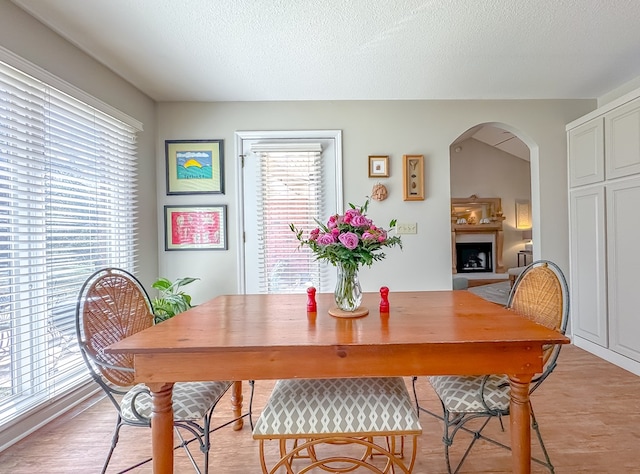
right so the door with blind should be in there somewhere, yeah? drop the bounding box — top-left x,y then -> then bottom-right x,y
237,131 -> 342,294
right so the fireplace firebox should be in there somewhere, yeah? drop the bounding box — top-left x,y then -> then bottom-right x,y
456,242 -> 493,273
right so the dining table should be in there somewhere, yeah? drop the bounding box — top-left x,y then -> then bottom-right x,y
105,289 -> 569,474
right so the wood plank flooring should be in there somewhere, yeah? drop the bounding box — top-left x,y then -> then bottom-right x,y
0,344 -> 639,473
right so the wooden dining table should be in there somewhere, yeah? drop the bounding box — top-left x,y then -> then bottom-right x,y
105,290 -> 569,474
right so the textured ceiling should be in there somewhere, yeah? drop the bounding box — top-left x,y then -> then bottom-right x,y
11,0 -> 640,102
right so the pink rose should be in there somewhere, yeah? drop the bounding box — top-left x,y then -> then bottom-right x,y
344,209 -> 360,224
362,231 -> 375,241
317,233 -> 336,245
338,231 -> 359,250
350,214 -> 369,227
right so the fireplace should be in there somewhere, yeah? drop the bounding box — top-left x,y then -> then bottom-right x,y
451,196 -> 505,274
456,242 -> 493,273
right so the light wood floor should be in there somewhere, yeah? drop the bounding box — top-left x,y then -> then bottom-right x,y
0,344 -> 639,473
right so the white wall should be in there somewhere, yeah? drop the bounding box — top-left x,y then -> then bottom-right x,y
0,1 -> 159,287
0,1 -> 602,305
157,99 -> 596,304
451,138 -> 532,270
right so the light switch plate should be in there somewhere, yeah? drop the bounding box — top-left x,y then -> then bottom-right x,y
396,222 -> 417,234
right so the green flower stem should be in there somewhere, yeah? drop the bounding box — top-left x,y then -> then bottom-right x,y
335,263 -> 362,311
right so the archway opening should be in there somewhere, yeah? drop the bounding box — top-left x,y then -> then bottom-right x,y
450,123 -> 533,285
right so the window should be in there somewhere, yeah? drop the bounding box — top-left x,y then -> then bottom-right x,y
238,131 -> 342,294
254,144 -> 323,293
0,57 -> 140,430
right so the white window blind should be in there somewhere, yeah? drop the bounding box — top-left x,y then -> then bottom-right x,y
0,59 -> 139,428
252,144 -> 325,293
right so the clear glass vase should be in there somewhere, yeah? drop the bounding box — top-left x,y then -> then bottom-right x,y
334,263 -> 363,311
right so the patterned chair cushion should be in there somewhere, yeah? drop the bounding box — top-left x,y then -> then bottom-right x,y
121,381 -> 232,422
252,377 -> 422,439
428,374 -> 510,413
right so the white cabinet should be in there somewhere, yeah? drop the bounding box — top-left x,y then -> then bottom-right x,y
606,178 -> 640,362
568,118 -> 604,187
605,98 -> 640,179
567,91 -> 640,376
569,187 -> 607,346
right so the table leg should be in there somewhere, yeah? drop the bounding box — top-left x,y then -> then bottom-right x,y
509,374 -> 533,474
231,380 -> 244,431
148,382 -> 175,474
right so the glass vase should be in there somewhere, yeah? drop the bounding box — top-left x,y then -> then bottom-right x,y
334,263 -> 363,311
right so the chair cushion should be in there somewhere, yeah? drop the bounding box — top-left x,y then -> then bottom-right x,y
428,374 -> 510,413
121,381 -> 232,422
252,377 -> 422,439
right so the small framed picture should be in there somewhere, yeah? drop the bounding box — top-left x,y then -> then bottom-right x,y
368,155 -> 389,178
165,139 -> 224,195
402,155 -> 425,201
164,205 -> 227,251
515,199 -> 532,229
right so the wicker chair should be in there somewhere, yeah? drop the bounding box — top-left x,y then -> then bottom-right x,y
412,260 -> 569,474
75,268 -> 252,473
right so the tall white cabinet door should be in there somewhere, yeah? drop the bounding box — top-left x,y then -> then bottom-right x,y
568,118 -> 604,187
606,178 -> 640,361
569,187 -> 608,346
605,98 -> 640,179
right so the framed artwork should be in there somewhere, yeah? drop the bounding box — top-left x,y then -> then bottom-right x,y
165,139 -> 224,195
402,155 -> 425,201
368,155 -> 389,177
515,199 -> 532,229
164,205 -> 227,251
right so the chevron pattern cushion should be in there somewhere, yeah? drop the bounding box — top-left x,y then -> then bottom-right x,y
121,381 -> 232,422
253,377 -> 422,439
428,374 -> 510,413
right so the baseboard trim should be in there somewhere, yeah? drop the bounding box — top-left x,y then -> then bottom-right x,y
573,336 -> 640,377
0,381 -> 100,452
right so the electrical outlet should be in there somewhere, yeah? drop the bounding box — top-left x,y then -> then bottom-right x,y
396,222 -> 417,234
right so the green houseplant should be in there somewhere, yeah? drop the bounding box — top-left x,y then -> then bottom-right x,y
151,276 -> 199,323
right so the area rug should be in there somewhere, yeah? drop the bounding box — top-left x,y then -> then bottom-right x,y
468,281 -> 511,306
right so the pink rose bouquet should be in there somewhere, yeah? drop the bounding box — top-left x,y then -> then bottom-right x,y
289,200 -> 402,272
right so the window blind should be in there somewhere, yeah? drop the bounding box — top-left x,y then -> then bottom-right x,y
0,60 -> 139,428
253,146 -> 326,293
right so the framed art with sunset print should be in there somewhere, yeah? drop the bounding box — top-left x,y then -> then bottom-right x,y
165,139 -> 224,194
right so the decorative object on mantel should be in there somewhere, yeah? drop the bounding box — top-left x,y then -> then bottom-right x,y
370,182 -> 388,201
290,200 -> 402,317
